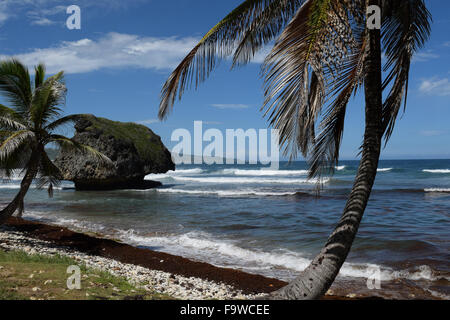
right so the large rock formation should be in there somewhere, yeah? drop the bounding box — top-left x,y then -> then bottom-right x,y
55,114 -> 174,190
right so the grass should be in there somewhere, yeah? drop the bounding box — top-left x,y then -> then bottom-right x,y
80,114 -> 166,162
0,249 -> 173,300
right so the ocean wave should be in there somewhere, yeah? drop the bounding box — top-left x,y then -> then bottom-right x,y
19,210 -> 449,284
423,169 -> 450,174
0,184 -> 24,189
119,230 -> 448,282
172,168 -> 204,174
377,168 -> 393,172
145,168 -> 204,180
335,166 -> 346,171
221,169 -> 309,176
0,183 -> 72,190
424,188 -> 450,193
155,188 -> 301,197
170,176 -> 325,185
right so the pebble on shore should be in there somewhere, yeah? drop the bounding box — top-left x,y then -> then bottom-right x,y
0,229 -> 264,300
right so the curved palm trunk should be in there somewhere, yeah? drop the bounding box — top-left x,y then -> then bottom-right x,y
0,153 -> 40,225
270,14 -> 383,300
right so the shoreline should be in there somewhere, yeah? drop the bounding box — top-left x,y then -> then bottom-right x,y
1,217 -> 443,300
1,217 -> 285,300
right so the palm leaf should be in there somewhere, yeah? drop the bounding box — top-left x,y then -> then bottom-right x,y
381,0 -> 432,142
0,59 -> 32,118
0,130 -> 35,162
50,135 -> 112,165
45,114 -> 81,132
232,0 -> 303,67
36,151 -> 63,197
0,132 -> 32,180
159,0 -> 288,119
263,0 -> 357,159
308,34 -> 366,179
30,71 -> 66,128
34,64 -> 46,90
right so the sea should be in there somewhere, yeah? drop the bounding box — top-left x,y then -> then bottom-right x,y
1,159 -> 449,299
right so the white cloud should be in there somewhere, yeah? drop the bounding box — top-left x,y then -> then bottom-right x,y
420,130 -> 445,137
250,46 -> 272,64
419,77 -> 450,96
413,51 -> 439,62
30,17 -> 55,26
211,104 -> 250,110
135,119 -> 159,125
0,0 -> 146,26
0,33 -> 200,74
26,4 -> 66,26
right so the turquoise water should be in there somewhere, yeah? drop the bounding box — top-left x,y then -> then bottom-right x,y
1,159 -> 449,298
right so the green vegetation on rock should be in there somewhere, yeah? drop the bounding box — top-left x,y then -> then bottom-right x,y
55,114 -> 174,190
78,114 -> 166,163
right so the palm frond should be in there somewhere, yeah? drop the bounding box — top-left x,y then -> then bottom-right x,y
262,0 -> 321,159
263,0 -> 366,180
0,116 -> 27,131
34,63 -> 46,90
30,71 -> 66,128
50,135 -> 112,165
232,0 -> 303,67
45,114 -> 81,132
308,34 -> 366,179
36,151 -> 63,197
159,0 -> 288,119
381,0 -> 432,142
0,104 -> 27,131
0,59 -> 32,118
0,130 -> 35,162
0,131 -> 32,180
0,104 -> 25,121
263,0 -> 359,159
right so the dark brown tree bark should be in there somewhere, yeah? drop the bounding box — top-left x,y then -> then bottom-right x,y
269,3 -> 383,300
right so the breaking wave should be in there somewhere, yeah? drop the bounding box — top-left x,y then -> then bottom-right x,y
423,169 -> 450,174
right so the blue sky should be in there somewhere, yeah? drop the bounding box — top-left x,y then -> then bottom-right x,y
0,0 -> 449,160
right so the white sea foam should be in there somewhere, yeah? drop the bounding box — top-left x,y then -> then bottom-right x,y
221,169 -> 309,176
0,171 -> 25,181
119,230 -> 448,282
424,188 -> 450,193
155,188 -> 299,197
377,168 -> 393,172
0,184 -> 23,189
20,210 -> 449,283
145,168 -> 204,180
171,168 -> 204,174
335,166 -> 346,171
0,183 -> 73,190
423,169 -> 450,174
170,176 -> 324,185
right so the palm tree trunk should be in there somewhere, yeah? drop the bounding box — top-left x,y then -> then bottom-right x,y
269,5 -> 383,300
0,153 -> 40,225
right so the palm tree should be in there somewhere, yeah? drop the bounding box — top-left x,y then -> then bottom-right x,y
157,0 -> 432,299
0,59 -> 109,225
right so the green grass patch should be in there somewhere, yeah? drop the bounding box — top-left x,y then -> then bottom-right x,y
0,249 -> 173,300
80,114 -> 166,161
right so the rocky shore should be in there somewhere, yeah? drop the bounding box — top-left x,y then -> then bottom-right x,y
55,114 -> 174,191
0,218 -> 285,300
2,218 -> 439,300
0,228 -> 266,300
